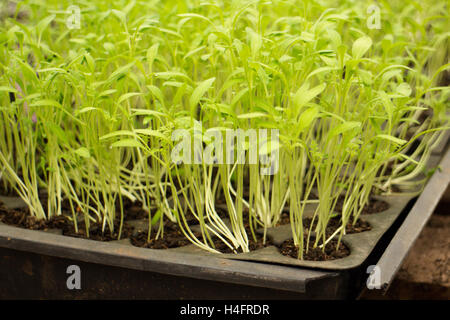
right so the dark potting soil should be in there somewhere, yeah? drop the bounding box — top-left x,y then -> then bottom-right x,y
0,186 -> 17,197
361,198 -> 390,214
277,212 -> 290,226
62,219 -> 134,241
328,216 -> 371,234
212,231 -> 273,254
275,196 -> 386,226
215,205 -> 230,219
121,197 -> 200,224
0,206 -> 53,230
130,221 -> 199,249
334,196 -> 389,215
278,238 -> 350,261
0,204 -> 133,241
304,216 -> 371,238
130,220 -> 272,253
178,211 -> 201,225
122,199 -> 150,221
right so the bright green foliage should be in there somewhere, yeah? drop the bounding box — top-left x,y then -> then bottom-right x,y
0,0 -> 448,257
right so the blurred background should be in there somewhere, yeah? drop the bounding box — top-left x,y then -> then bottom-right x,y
362,185 -> 449,299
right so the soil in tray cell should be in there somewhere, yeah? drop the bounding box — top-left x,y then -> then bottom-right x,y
211,231 -> 273,254
130,221 -> 199,249
279,238 -> 350,261
304,216 -> 372,237
0,204 -> 134,241
334,196 -> 389,215
62,219 -> 134,241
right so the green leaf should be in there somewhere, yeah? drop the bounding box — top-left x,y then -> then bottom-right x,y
83,53 -> 95,71
327,29 -> 342,48
103,42 -> 115,52
151,209 -> 162,226
296,106 -> 319,135
29,99 -> 82,124
189,77 -> 215,112
154,27 -> 182,39
146,85 -> 165,107
111,9 -> 127,26
177,13 -> 213,24
98,89 -> 117,97
396,83 -> 412,97
328,121 -> 361,139
248,28 -> 262,58
375,134 -> 407,145
117,92 -> 143,104
0,86 -> 18,93
230,88 -> 249,107
29,99 -> 62,108
37,15 -> 55,42
130,108 -> 166,118
182,46 -> 205,61
259,138 -> 280,156
12,56 -> 39,82
306,67 -> 337,80
111,139 -> 143,148
398,153 -> 419,165
146,43 -> 159,71
47,123 -> 69,144
352,36 -> 372,60
154,71 -> 190,81
108,62 -> 135,83
100,130 -> 137,141
237,112 -> 269,120
75,107 -> 98,115
73,147 -> 90,158
134,129 -> 169,142
293,83 -> 326,111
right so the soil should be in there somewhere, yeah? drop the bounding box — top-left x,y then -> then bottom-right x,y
361,198 -> 390,214
306,216 -> 371,235
275,211 -> 300,227
275,212 -> 366,261
394,213 -> 449,287
277,212 -> 291,226
0,207 -> 52,230
279,238 -> 350,261
121,199 -> 149,221
0,184 -> 19,197
276,196 -> 387,227
214,205 -> 230,219
181,211 -> 203,225
334,196 -> 389,215
212,231 -> 273,254
130,219 -> 272,253
120,197 -> 200,224
62,219 -> 134,242
362,204 -> 450,300
344,218 -> 372,233
130,221 -> 199,249
308,192 -> 320,200
0,2 -> 29,22
0,188 -> 382,259
0,204 -> 133,241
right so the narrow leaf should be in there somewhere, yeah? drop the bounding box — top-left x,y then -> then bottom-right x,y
352,36 -> 372,59
189,77 -> 215,111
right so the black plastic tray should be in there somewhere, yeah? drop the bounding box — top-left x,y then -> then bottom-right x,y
0,145 -> 447,299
